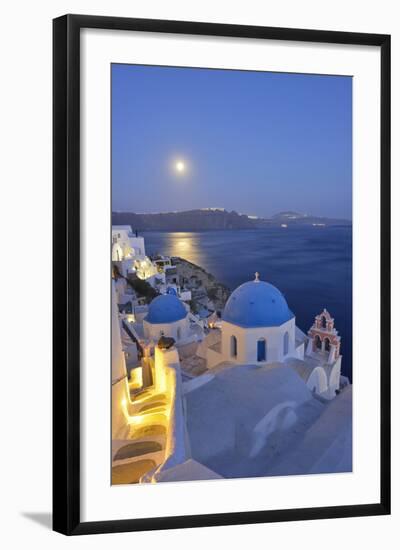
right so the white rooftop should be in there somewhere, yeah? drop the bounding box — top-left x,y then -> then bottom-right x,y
183,363 -> 352,479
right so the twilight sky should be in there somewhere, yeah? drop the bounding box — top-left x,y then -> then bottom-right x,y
112,64 -> 352,219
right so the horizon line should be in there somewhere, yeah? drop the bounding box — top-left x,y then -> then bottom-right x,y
111,208 -> 352,221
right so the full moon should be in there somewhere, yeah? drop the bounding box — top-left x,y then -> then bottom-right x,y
175,160 -> 185,173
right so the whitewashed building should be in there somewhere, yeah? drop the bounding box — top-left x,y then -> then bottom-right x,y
220,272 -> 302,365
205,274 -> 343,400
112,225 -> 146,257
143,294 -> 192,344
112,225 -> 160,282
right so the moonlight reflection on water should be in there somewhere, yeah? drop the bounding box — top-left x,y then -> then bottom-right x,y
151,232 -> 206,268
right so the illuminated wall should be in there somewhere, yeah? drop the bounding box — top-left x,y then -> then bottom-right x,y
111,281 -> 130,440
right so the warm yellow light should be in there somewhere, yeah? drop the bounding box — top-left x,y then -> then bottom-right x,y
176,239 -> 190,251
175,160 -> 185,173
130,367 -> 143,389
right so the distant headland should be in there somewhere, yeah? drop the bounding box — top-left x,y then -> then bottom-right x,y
112,208 -> 352,231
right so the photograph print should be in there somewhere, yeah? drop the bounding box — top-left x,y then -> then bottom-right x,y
111,63 -> 352,485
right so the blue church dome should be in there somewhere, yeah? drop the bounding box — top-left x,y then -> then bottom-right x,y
222,278 -> 294,328
145,294 -> 187,324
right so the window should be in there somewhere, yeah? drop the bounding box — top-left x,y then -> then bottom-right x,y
283,331 -> 289,355
231,335 -> 237,358
177,327 -> 181,341
257,338 -> 266,362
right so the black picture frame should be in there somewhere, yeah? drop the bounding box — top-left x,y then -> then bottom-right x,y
53,14 -> 391,536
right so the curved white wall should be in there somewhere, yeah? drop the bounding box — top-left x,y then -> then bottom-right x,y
328,357 -> 342,398
307,367 -> 328,395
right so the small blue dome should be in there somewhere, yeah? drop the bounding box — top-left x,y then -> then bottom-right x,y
145,294 -> 187,324
166,286 -> 178,296
222,280 -> 294,328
